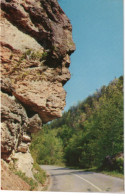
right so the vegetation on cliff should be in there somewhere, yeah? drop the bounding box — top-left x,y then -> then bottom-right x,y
30,76 -> 124,174
1,0 -> 76,190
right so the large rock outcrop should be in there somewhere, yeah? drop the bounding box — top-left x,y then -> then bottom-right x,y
1,0 -> 75,165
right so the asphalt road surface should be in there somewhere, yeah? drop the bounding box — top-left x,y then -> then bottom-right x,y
40,165 -> 124,193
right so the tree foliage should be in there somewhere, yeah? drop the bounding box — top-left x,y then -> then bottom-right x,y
30,76 -> 123,172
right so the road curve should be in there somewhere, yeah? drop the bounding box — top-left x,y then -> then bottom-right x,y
40,165 -> 124,192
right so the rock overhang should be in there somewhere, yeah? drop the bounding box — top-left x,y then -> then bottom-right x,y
1,0 -> 75,123
1,0 -> 75,161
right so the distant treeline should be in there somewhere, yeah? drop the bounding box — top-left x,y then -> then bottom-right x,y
30,76 -> 123,173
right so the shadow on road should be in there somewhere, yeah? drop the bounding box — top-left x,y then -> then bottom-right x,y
50,168 -> 94,176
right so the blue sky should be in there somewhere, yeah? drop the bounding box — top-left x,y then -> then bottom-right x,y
59,0 -> 123,111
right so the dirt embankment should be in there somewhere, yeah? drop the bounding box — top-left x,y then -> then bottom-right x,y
1,160 -> 50,191
1,160 -> 30,190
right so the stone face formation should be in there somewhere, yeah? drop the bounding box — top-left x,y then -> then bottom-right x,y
1,0 -> 75,163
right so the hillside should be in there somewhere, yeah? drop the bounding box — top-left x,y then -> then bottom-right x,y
31,76 -> 124,173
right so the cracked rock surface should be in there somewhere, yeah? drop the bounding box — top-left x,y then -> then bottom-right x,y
1,0 -> 75,167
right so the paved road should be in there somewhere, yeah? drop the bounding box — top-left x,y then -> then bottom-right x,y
40,165 -> 124,192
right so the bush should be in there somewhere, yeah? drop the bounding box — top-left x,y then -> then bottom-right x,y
115,158 -> 124,173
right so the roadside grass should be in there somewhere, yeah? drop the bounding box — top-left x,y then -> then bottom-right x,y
13,162 -> 47,190
32,161 -> 47,185
14,170 -> 38,191
100,170 -> 124,179
65,166 -> 124,179
30,151 -> 48,188
9,155 -> 47,190
9,160 -> 38,190
82,168 -> 124,179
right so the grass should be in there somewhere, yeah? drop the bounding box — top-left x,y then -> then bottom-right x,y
14,170 -> 38,191
65,166 -> 124,179
9,157 -> 47,190
32,161 -> 47,185
30,150 -> 48,187
22,49 -> 48,61
100,170 -> 124,179
82,167 -> 124,179
9,48 -> 48,77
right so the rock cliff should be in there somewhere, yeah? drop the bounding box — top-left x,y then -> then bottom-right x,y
1,0 -> 75,175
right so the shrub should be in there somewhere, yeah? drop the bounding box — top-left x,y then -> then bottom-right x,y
115,158 -> 124,173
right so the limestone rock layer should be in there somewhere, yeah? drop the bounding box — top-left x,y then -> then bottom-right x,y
1,0 -> 75,162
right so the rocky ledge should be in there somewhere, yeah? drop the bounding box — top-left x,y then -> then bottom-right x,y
1,0 -> 75,172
